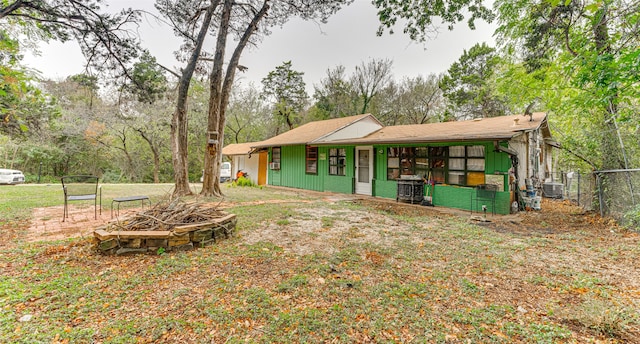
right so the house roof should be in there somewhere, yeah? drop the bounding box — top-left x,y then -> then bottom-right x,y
252,114 -> 380,148
228,113 -> 549,153
326,112 -> 549,145
222,142 -> 259,156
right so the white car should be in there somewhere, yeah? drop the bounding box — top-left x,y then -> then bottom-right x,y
220,162 -> 232,182
199,162 -> 232,183
0,169 -> 25,185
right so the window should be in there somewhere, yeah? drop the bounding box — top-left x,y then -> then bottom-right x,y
329,148 -> 346,176
415,147 -> 429,179
429,147 -> 447,184
387,147 -> 400,180
272,147 -> 281,163
385,145 -> 486,186
306,146 -> 318,174
388,147 -> 420,180
399,147 -> 415,176
448,145 -> 485,186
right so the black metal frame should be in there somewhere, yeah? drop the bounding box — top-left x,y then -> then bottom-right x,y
111,195 -> 151,218
470,184 -> 498,215
61,175 -> 101,221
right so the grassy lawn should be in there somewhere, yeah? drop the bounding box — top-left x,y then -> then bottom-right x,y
1,184 -> 639,343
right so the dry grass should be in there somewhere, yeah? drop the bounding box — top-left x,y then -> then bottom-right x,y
1,186 -> 638,343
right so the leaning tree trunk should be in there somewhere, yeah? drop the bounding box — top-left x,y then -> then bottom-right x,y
171,99 -> 192,195
170,2 -> 217,196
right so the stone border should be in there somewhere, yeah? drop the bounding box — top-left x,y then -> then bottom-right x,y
93,212 -> 237,255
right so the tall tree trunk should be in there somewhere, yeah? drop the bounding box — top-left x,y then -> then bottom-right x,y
201,0 -> 270,197
201,0 -> 232,197
170,2 -> 217,196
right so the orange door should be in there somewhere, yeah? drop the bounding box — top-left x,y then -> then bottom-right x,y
258,151 -> 267,185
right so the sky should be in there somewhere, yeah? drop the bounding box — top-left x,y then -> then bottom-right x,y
22,0 -> 497,92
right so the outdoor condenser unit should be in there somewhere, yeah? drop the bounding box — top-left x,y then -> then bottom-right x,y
542,182 -> 563,199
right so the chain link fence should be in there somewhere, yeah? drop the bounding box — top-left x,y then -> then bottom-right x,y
545,169 -> 640,229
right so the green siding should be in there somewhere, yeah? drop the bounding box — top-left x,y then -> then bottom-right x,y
268,148 -> 281,186
268,141 -> 514,214
372,142 -> 513,214
373,180 -> 397,199
277,145 -> 323,191
322,146 -> 355,194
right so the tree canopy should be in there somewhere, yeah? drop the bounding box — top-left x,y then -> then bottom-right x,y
261,61 -> 308,131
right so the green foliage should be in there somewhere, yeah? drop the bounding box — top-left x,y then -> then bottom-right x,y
126,50 -> 168,104
277,274 -> 309,292
310,65 -> 358,119
494,0 -> 640,170
373,0 -> 495,42
232,176 -> 256,187
566,298 -> 638,337
0,30 -> 58,137
261,61 -> 308,131
623,204 -> 640,230
440,42 -> 510,119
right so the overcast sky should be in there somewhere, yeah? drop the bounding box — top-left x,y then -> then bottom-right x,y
23,0 -> 496,91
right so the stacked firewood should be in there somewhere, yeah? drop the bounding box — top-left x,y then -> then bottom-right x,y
106,199 -> 225,232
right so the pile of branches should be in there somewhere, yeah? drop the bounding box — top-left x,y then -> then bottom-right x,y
107,199 -> 224,232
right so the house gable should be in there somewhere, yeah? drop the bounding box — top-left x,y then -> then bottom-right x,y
313,116 -> 383,143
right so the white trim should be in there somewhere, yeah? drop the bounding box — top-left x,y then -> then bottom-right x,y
355,146 -> 373,195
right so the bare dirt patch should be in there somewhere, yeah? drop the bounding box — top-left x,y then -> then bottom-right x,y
23,205 -> 143,243
238,204 -> 409,256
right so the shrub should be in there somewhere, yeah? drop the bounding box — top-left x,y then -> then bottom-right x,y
233,176 -> 256,187
622,204 -> 640,231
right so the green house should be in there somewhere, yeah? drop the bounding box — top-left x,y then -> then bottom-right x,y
245,113 -> 553,214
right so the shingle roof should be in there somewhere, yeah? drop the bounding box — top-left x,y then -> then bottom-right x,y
253,114 -> 379,147
222,142 -> 260,156
327,112 -> 548,145
226,113 -> 549,154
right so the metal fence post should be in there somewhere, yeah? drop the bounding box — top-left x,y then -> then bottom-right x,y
597,172 -> 604,218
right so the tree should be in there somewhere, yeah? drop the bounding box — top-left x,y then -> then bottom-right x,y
495,0 -> 640,170
119,52 -> 171,182
352,58 -> 393,114
1,1 -> 141,77
397,74 -> 445,124
439,42 -> 509,119
125,50 -> 168,104
261,61 -> 308,132
311,65 -> 358,119
1,1 -> 141,138
225,83 -> 271,144
373,0 -> 494,42
158,0 -> 351,197
156,0 -> 217,196
0,30 -> 57,136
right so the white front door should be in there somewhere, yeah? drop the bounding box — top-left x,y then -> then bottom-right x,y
355,146 -> 373,195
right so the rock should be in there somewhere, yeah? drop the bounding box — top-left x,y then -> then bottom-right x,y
146,239 -> 168,248
116,247 -> 147,255
98,239 -> 118,251
191,229 -> 213,242
168,238 -> 190,247
121,238 -> 142,249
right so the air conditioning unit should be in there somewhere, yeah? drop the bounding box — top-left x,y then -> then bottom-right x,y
269,162 -> 280,170
542,182 -> 563,199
